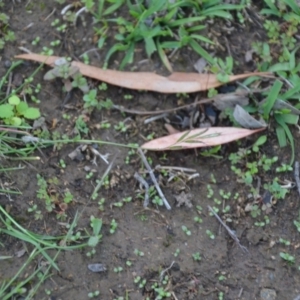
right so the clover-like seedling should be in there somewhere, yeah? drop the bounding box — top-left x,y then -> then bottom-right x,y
0,95 -> 40,125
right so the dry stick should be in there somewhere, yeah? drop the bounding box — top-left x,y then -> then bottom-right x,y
113,97 -> 215,116
134,172 -> 150,208
294,161 -> 300,197
208,205 -> 248,253
159,261 -> 175,282
138,148 -> 171,210
113,88 -> 267,116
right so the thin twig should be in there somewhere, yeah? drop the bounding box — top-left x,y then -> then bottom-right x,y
159,261 -> 175,282
90,154 -> 116,200
44,8 -> 56,21
144,113 -> 169,124
294,161 -> 300,197
113,89 -> 266,116
208,205 -> 248,253
134,172 -> 150,208
138,148 -> 171,210
155,165 -> 197,173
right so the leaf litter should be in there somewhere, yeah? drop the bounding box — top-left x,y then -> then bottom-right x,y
15,53 -> 269,151
15,53 -> 272,94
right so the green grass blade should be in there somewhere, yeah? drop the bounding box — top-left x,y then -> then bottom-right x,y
276,126 -> 287,147
275,115 -> 294,165
103,0 -> 124,16
120,43 -> 134,69
283,0 -> 300,14
168,16 -> 205,27
160,41 -> 181,49
190,34 -> 214,44
262,80 -> 283,119
277,113 -> 299,125
189,39 -> 214,64
156,40 -> 173,72
268,62 -> 290,72
105,43 -> 129,64
281,85 -> 300,100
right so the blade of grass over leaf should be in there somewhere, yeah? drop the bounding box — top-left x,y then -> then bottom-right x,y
141,127 -> 265,151
15,53 -> 273,94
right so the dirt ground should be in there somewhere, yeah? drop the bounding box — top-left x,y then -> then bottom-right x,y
1,1 -> 300,300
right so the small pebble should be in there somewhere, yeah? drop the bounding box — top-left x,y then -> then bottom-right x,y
260,288 -> 276,300
4,60 -> 12,68
88,263 -> 106,273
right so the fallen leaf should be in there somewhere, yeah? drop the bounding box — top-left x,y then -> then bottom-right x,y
141,127 -> 265,151
233,105 -> 267,129
164,123 -> 180,134
15,53 -> 273,94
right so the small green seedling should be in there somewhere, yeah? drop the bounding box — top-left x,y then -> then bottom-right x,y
59,159 -> 66,168
63,190 -> 73,204
123,196 -> 132,203
88,290 -> 100,298
279,238 -> 291,246
250,205 -> 261,218
113,266 -> 123,273
219,291 -> 224,300
218,275 -> 226,281
206,230 -> 215,239
152,196 -> 163,206
113,201 -> 123,208
194,216 -> 203,223
114,121 -> 127,132
27,204 -> 42,220
126,260 -> 132,267
222,205 -> 230,213
182,225 -> 191,236
134,276 -> 147,288
174,248 -> 180,257
0,95 -> 40,125
134,249 -> 144,257
214,198 -> 222,205
110,219 -> 118,234
276,164 -> 293,172
206,184 -> 214,198
294,220 -> 300,232
280,252 -> 295,265
87,216 -> 103,256
192,252 -> 201,261
98,198 -> 105,211
98,82 -> 108,91
254,221 -> 265,227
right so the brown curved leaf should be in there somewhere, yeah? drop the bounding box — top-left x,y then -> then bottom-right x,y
141,127 -> 265,151
15,53 -> 273,94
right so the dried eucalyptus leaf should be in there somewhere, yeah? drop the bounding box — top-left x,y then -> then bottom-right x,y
233,105 -> 267,129
68,65 -> 80,77
213,92 -> 249,111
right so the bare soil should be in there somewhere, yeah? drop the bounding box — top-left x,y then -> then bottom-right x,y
1,2 -> 300,300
